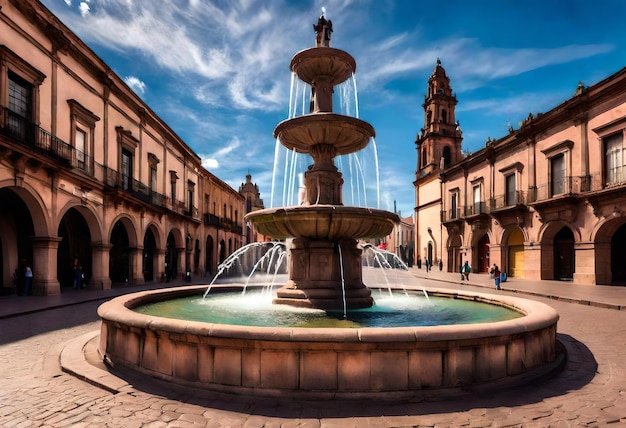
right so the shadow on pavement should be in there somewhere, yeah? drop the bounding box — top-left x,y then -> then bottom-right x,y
0,300 -> 103,345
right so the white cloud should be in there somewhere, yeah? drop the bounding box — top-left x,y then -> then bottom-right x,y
64,0 -> 72,6
78,2 -> 90,17
124,76 -> 146,94
202,158 -> 219,170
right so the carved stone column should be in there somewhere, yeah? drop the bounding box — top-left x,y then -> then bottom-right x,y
130,246 -> 145,285
90,242 -> 112,289
31,236 -> 62,296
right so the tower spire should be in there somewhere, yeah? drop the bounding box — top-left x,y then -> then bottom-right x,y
415,59 -> 463,176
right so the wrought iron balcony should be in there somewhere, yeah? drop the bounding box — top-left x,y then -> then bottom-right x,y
490,191 -> 527,211
463,201 -> 488,217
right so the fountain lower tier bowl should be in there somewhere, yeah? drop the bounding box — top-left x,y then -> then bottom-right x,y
244,205 -> 399,241
98,285 -> 562,400
273,113 -> 375,155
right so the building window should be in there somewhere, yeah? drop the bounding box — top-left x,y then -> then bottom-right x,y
442,146 -> 451,168
1,47 -> 45,140
421,148 -> 427,168
605,132 -> 624,186
450,192 -> 458,219
116,127 -> 138,190
505,173 -> 516,206
150,167 -> 157,192
7,72 -> 32,139
204,194 -> 210,214
550,154 -> 565,196
473,184 -> 481,214
8,71 -> 31,119
147,152 -> 160,193
121,149 -> 132,190
187,181 -> 195,215
68,100 -> 99,174
170,171 -> 179,202
75,128 -> 86,168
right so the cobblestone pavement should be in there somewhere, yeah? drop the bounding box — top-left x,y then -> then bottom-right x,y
1,278 -> 626,427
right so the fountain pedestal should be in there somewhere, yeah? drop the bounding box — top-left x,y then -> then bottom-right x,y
274,238 -> 372,310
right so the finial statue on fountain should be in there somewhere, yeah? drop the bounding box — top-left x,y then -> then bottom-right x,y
313,14 -> 332,47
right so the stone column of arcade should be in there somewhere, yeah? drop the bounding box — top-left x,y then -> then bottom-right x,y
245,15 -> 399,310
90,242 -> 112,289
31,236 -> 62,295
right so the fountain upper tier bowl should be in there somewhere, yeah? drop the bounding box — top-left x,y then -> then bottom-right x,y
274,113 -> 375,155
245,205 -> 398,241
290,47 -> 356,85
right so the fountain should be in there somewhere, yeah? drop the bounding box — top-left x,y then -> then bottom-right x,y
97,16 -> 561,399
244,14 -> 398,311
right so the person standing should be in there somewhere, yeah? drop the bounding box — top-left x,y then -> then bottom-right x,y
24,264 -> 33,296
490,264 -> 501,290
463,261 -> 471,281
73,258 -> 84,289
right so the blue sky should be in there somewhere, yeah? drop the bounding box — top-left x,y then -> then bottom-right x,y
41,0 -> 626,216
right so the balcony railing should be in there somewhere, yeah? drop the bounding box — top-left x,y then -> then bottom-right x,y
463,201 -> 488,217
441,208 -> 461,222
204,213 -> 221,226
490,191 -> 527,211
528,176 -> 594,202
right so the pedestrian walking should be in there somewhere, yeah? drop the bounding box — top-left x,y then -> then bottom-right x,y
462,261 -> 471,281
490,264 -> 501,289
24,264 -> 33,296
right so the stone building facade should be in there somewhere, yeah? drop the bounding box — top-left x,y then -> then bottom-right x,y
415,59 -> 626,286
0,0 -> 244,295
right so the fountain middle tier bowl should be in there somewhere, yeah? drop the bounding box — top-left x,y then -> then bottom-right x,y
273,113 -> 375,155
245,205 -> 399,241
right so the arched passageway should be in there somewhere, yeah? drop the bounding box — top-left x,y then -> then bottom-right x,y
143,228 -> 157,282
165,232 -> 178,281
57,207 -> 92,288
507,228 -> 524,278
447,234 -> 461,272
611,224 -> 626,285
554,227 -> 574,281
110,221 -> 130,283
205,235 -> 214,275
477,234 -> 490,273
0,188 -> 34,295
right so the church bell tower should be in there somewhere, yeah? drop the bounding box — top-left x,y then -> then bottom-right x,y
415,59 -> 463,177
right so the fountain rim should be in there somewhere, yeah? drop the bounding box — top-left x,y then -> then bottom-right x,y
97,285 -> 559,343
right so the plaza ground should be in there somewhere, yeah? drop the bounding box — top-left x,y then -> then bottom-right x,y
1,270 -> 626,427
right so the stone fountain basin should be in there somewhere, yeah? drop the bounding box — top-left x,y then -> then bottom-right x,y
244,205 -> 399,241
97,285 -> 561,400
